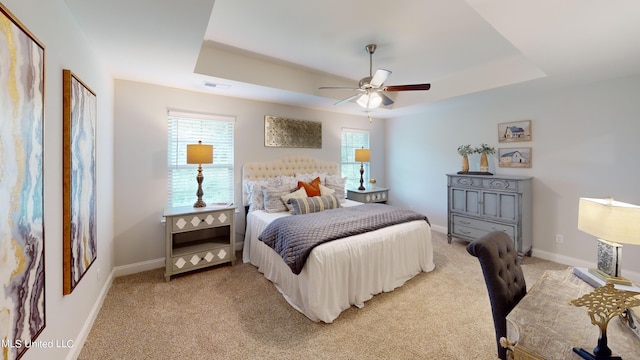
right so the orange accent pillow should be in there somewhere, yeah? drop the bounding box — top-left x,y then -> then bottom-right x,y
298,177 -> 321,197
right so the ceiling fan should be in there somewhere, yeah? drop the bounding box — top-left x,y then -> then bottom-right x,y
319,44 -> 431,109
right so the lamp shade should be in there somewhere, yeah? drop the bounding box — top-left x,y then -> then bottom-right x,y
578,197 -> 640,245
186,141 -> 213,164
355,148 -> 370,162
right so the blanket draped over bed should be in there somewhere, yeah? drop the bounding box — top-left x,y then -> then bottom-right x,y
258,204 -> 430,275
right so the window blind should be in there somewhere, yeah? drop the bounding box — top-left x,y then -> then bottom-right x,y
167,111 -> 235,207
341,128 -> 370,191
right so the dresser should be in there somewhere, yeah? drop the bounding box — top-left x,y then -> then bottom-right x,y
447,174 -> 532,260
163,205 -> 236,281
347,187 -> 389,204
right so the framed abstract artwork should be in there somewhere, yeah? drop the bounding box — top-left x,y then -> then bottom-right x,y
264,115 -> 322,148
0,3 -> 46,359
63,69 -> 97,295
498,147 -> 532,168
498,120 -> 531,143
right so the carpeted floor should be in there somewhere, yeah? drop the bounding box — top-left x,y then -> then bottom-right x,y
78,231 -> 568,360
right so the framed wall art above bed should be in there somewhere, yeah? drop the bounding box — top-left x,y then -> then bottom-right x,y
264,116 -> 322,148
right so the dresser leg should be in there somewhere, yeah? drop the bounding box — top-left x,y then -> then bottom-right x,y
447,234 -> 452,244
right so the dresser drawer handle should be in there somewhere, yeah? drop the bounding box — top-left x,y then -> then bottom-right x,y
459,229 -> 471,234
460,220 -> 471,225
491,226 -> 507,232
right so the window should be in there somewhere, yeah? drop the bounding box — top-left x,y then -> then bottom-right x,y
167,111 -> 234,207
341,128 -> 370,191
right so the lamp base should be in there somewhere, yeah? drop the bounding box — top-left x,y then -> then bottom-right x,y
193,199 -> 207,208
572,347 -> 621,360
358,163 -> 366,191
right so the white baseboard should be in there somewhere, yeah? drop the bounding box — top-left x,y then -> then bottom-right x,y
431,226 -> 640,283
532,248 -> 640,284
66,269 -> 115,360
114,258 -> 165,277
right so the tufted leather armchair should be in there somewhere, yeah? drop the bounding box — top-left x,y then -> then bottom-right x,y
466,231 -> 527,360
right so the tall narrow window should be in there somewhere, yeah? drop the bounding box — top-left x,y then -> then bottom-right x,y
341,128 -> 370,191
167,111 -> 235,207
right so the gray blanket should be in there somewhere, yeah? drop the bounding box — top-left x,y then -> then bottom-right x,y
258,204 -> 430,274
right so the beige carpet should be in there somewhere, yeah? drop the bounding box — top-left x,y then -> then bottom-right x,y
78,232 -> 568,360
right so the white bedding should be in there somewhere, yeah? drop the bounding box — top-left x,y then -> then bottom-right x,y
243,200 -> 434,323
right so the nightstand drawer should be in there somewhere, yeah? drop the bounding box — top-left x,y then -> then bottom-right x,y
171,245 -> 232,272
171,209 -> 233,232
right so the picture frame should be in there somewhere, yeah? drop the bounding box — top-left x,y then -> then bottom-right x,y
0,4 -> 46,359
264,115 -> 322,148
499,147 -> 532,168
498,120 -> 531,143
63,69 -> 97,295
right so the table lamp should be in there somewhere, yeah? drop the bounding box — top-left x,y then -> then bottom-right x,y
355,147 -> 370,190
186,140 -> 213,208
577,197 -> 640,284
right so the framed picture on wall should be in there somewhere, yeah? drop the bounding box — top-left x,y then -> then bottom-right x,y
63,69 -> 98,295
498,120 -> 531,143
499,147 -> 532,168
1,3 -> 46,359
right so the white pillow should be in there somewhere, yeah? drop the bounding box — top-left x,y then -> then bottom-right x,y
295,171 -> 327,183
281,187 -> 308,213
319,183 -> 335,196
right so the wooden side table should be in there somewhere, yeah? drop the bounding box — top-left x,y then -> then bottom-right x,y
347,187 -> 389,204
163,205 -> 235,281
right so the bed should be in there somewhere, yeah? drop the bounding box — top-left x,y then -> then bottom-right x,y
242,156 -> 434,323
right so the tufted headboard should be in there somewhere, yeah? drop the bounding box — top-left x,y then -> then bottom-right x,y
242,155 -> 339,206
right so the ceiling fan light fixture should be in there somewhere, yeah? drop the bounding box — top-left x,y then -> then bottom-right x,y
357,92 -> 382,109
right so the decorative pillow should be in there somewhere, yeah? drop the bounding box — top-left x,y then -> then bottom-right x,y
298,177 -> 321,197
262,186 -> 296,213
325,176 -> 347,203
246,178 -> 281,212
280,187 -> 308,213
289,194 -> 342,215
319,183 -> 335,196
277,175 -> 298,189
295,172 -> 327,184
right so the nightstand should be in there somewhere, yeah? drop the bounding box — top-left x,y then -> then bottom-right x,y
163,205 -> 236,282
347,187 -> 389,204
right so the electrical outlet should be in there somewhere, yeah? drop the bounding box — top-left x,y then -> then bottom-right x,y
96,268 -> 101,281
555,234 -> 564,243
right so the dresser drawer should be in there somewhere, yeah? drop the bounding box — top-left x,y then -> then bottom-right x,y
452,215 -> 515,238
482,178 -> 519,192
171,209 -> 233,232
450,176 -> 483,188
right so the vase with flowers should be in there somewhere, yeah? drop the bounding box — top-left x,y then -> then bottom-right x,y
457,145 -> 474,173
475,143 -> 495,173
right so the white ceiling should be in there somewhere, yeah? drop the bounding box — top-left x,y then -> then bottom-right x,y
65,0 -> 640,118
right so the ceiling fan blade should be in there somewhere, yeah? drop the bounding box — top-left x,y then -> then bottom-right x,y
384,83 -> 431,92
334,93 -> 361,106
319,86 -> 360,91
370,69 -> 391,88
379,92 -> 394,106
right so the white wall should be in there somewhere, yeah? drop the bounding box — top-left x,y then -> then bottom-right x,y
3,0 -> 115,359
113,80 -> 384,267
386,75 -> 640,281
